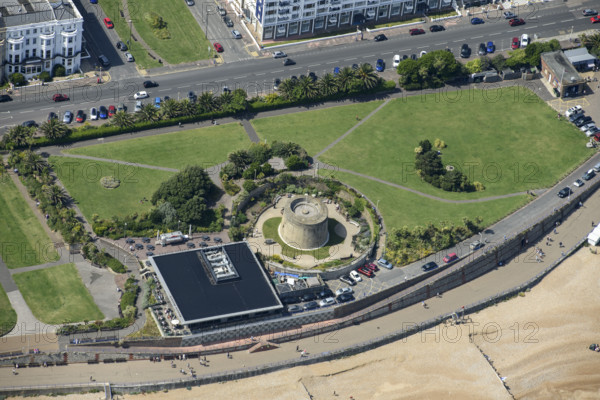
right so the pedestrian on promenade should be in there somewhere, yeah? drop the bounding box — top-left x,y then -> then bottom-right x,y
90,376 -> 93,382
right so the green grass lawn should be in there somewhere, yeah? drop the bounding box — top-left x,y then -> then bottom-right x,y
262,217 -> 345,260
13,263 -> 104,325
50,156 -> 174,220
128,0 -> 211,64
0,176 -> 59,269
319,87 -> 594,199
252,101 -> 384,156
98,0 -> 161,69
324,170 -> 529,230
0,284 -> 17,336
64,124 -> 250,170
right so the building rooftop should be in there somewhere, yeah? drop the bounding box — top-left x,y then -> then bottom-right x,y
564,47 -> 597,65
150,242 -> 283,325
541,51 -> 584,85
0,0 -> 81,29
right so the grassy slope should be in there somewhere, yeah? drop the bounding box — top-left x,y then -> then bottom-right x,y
0,176 -> 59,269
50,156 -> 174,220
0,284 -> 17,336
13,264 -> 104,324
64,123 -> 250,170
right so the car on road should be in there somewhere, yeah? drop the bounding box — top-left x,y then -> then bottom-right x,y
339,275 -> 355,286
503,11 -> 516,19
487,41 -> 495,53
288,305 -> 303,313
0,94 -> 12,102
421,261 -> 439,272
143,80 -> 158,88
478,43 -> 487,56
134,101 -> 142,112
134,91 -> 149,99
232,30 -> 242,39
375,58 -> 385,72
272,51 -> 287,58
377,258 -> 393,269
303,301 -> 319,311
574,179 -> 584,187
223,16 -> 234,27
470,17 -> 484,25
273,78 -> 280,90
116,41 -> 128,51
443,252 -> 458,263
374,34 -> 387,41
22,120 -> 38,128
511,37 -> 520,50
103,17 -> 114,28
283,58 -> 295,66
429,25 -> 444,32
335,287 -> 353,296
409,28 -> 425,36
520,33 -> 529,48
188,91 -> 196,102
154,97 -> 161,108
357,266 -> 374,277
62,111 -> 73,123
319,297 -> 335,307
393,54 -> 401,68
75,110 -> 85,123
333,66 -> 340,75
52,93 -> 69,102
349,270 -> 362,283
98,106 -> 108,119
217,6 -> 227,16
470,240 -> 484,250
460,43 -> 471,58
213,42 -> 224,52
557,187 -> 572,198
565,105 -> 582,117
583,169 -> 596,181
336,293 -> 354,303
125,52 -> 134,62
90,107 -> 98,120
583,9 -> 597,16
591,16 -> 600,23
509,18 -> 525,26
108,105 -> 116,116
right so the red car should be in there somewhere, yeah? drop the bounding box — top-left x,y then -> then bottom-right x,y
357,266 -> 374,277
108,105 -> 116,116
366,262 -> 379,272
213,42 -> 224,52
75,110 -> 85,123
442,252 -> 458,263
508,18 -> 525,27
591,16 -> 600,23
103,18 -> 114,29
52,93 -> 69,102
409,28 -> 425,36
593,133 -> 600,142
511,37 -> 520,50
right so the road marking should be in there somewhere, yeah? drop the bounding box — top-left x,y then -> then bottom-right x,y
435,42 -> 448,46
490,32 -> 501,36
40,107 -> 53,111
416,45 -> 429,49
272,69 -> 284,73
158,89 -> 169,92
382,51 -> 393,55
507,29 -> 518,32
524,26 -> 535,29
325,61 -> 337,64
365,54 -> 375,58
308,64 -> 321,68
214,79 -> 227,82
472,35 -> 483,39
563,18 -> 574,22
234,76 -> 247,79
542,22 -> 555,26
255,72 -> 266,76
343,58 -> 357,61
397,49 -> 410,53
452,39 -> 463,43
289,67 -> 301,70
177,85 -> 191,89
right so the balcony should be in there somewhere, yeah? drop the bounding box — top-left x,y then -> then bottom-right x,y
278,8 -> 290,14
279,1 -> 290,5
329,6 -> 340,11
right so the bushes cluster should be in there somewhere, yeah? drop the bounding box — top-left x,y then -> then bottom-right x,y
81,243 -> 126,273
397,50 -> 463,90
415,139 -> 476,192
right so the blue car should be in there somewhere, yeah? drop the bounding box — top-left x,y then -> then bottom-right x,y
333,66 -> 340,75
487,41 -> 495,53
98,106 -> 108,119
471,17 -> 484,25
375,59 -> 385,72
154,97 -> 161,109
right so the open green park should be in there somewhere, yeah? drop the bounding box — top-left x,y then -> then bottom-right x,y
13,263 -> 104,325
0,176 -> 59,269
0,285 -> 17,336
65,123 -> 250,170
49,156 -> 174,220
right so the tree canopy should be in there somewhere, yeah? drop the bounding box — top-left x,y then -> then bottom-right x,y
397,50 -> 462,90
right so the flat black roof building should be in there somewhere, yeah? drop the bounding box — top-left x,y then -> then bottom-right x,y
150,242 -> 283,326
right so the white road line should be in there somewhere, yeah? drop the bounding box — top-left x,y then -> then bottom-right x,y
472,35 -> 483,39
490,32 -> 501,36
435,42 -> 448,46
325,61 -> 337,64
365,54 -> 375,58
40,107 -> 53,111
289,67 -> 301,70
507,29 -> 518,32
177,85 -> 190,89
272,69 -> 284,73
416,45 -> 428,49
214,79 -> 227,82
452,39 -> 463,43
382,51 -> 393,55
542,22 -> 555,26
343,58 -> 357,61
158,89 -> 169,92
398,49 -> 410,52
233,76 -> 247,79
563,18 -> 574,22
308,64 -> 321,67
524,26 -> 535,29
255,72 -> 266,76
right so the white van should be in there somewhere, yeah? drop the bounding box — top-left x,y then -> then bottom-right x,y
594,162 -> 600,173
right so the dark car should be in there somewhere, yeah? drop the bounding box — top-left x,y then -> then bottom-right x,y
374,34 -> 387,41
116,41 -> 128,51
308,71 -> 317,81
375,59 -> 385,72
582,9 -> 597,16
288,305 -> 303,313
303,301 -> 319,310
460,44 -> 471,58
302,293 -> 317,302
583,170 -> 596,180
188,91 -> 196,102
283,58 -> 296,66
282,296 -> 301,305
409,28 -> 425,36
47,112 -> 57,122
509,18 -> 525,27
143,80 -> 158,88
0,94 -> 12,102
98,106 -> 108,119
470,17 -> 484,25
22,120 -> 38,128
421,261 -> 439,272
75,110 -> 85,123
317,288 -> 334,299
214,237 -> 223,243
125,238 -> 135,244
336,293 -> 354,303
339,275 -> 356,286
146,251 -> 154,256
575,116 -> 592,127
187,242 -> 196,248
557,187 -> 572,198
410,53 -> 417,60
568,112 -> 585,123
52,93 -> 69,102
429,25 -> 445,32
223,16 -> 234,27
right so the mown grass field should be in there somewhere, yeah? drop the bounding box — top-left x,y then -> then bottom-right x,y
13,263 -> 104,325
319,87 -> 594,199
65,123 -> 250,170
0,176 -> 59,269
0,285 -> 17,336
50,156 -> 174,220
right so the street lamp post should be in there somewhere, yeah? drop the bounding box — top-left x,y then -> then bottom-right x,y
124,222 -> 127,237
178,220 -> 181,231
128,20 -> 132,45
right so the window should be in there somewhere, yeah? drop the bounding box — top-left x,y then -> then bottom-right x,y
9,44 -> 13,50
14,55 -> 20,63
33,38 -> 36,44
33,49 -> 37,57
67,59 -> 72,66
8,55 -> 12,63
67,48 -> 73,57
45,50 -> 51,58
26,39 -> 30,45
8,66 -> 12,73
33,29 -> 37,33
68,37 -> 73,43
15,44 -> 20,50
25,50 -> 29,58
26,30 -> 30,35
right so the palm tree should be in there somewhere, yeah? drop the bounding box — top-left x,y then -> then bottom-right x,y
161,99 -> 181,119
354,63 -> 379,90
278,78 -> 298,100
40,119 -> 71,140
580,32 -> 600,55
3,125 -> 34,149
218,92 -> 234,111
43,184 -> 69,207
198,92 -> 217,113
336,67 -> 356,93
318,73 -> 338,97
22,151 -> 48,176
137,104 -> 160,122
112,111 -> 135,128
298,75 -> 319,99
179,99 -> 197,116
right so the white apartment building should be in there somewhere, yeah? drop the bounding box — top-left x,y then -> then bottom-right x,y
0,0 -> 84,83
240,0 -> 455,41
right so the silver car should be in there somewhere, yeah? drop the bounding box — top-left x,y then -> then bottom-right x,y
90,107 -> 98,120
134,101 -> 143,112
62,110 -> 73,123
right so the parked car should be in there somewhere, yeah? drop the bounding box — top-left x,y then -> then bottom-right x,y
0,94 -> 12,102
134,91 -> 149,99
98,55 -> 110,67
557,187 -> 572,198
478,43 -> 487,56
574,179 -> 584,187
318,288 -> 334,299
186,242 -> 195,248
410,53 -> 417,60
443,252 -> 458,263
575,116 -> 592,127
357,266 -> 374,277
470,17 -> 484,25
421,261 -> 438,272
336,293 -> 354,303
592,16 -> 600,23
333,66 -> 340,75
335,287 -> 353,296
393,54 -> 401,68
582,169 -> 596,180
186,0 -> 195,5
143,80 -> 158,88
460,43 -> 471,58
62,110 -> 73,123
272,50 -> 287,58
217,6 -> 227,15
308,71 -> 317,81
213,42 -> 224,52
568,112 -> 585,123
586,127 -> 600,137
303,301 -> 319,311
117,103 -> 127,112
580,123 -> 596,132
366,262 -> 379,272
188,91 -> 196,102
288,305 -> 303,313
375,59 -> 385,72
509,18 -> 525,26
520,33 -> 529,48
349,270 -> 362,283
232,30 -> 242,39
125,52 -> 134,62
273,78 -> 280,90
339,275 -> 355,286
52,93 -> 69,102
22,120 -> 38,127
487,41 -> 495,53
377,258 -> 393,269
116,41 -> 128,51
90,107 -> 98,120
470,240 -> 484,250
103,17 -> 114,28
283,58 -> 295,66
503,11 -> 516,19
319,297 -> 335,307
75,110 -> 85,123
134,101 -> 142,112
374,34 -> 387,41
565,105 -> 582,117
582,9 -> 597,16
223,16 -> 234,27
511,37 -> 520,49
98,106 -> 108,119
409,28 -> 425,35
108,105 -> 116,116
429,25 -> 444,32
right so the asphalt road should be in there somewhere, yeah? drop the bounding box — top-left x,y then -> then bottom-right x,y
0,0 -> 597,127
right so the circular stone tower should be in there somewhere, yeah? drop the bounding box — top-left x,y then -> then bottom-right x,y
279,196 -> 329,250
